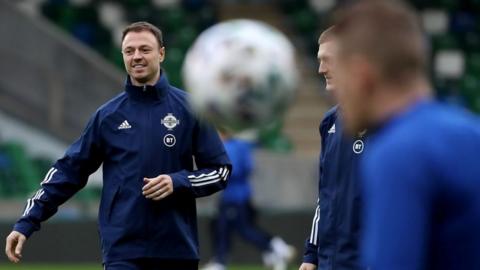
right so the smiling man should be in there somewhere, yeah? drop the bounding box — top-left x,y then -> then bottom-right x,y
5,21 -> 231,270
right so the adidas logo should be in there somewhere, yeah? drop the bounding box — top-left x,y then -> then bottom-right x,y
328,124 -> 336,134
118,120 -> 131,130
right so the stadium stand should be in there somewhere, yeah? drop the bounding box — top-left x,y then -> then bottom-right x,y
3,0 -> 478,200
281,0 -> 480,113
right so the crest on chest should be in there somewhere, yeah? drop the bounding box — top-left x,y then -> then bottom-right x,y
161,113 -> 180,130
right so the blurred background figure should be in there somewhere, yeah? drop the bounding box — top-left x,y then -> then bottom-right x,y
333,1 -> 480,269
202,130 -> 295,270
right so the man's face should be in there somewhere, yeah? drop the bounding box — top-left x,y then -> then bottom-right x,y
332,48 -> 373,134
317,41 -> 337,91
122,31 -> 165,86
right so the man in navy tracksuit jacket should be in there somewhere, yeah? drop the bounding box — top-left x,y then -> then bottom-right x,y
302,107 -> 366,270
5,22 -> 231,270
300,26 -> 366,270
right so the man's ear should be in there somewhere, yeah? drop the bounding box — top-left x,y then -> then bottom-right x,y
159,47 -> 166,63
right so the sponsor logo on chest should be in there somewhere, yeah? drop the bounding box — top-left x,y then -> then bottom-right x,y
352,129 -> 367,154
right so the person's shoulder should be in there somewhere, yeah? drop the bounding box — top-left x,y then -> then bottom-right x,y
428,102 -> 480,131
232,139 -> 253,149
95,92 -> 128,119
168,85 -> 189,101
167,85 -> 192,109
323,105 -> 339,121
394,101 -> 479,140
319,105 -> 339,135
368,101 -> 480,163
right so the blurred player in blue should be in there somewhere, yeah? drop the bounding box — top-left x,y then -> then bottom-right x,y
202,130 -> 295,270
5,22 -> 231,270
299,26 -> 367,270
332,1 -> 480,269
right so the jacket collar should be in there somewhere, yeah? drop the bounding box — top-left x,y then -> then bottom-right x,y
125,71 -> 169,101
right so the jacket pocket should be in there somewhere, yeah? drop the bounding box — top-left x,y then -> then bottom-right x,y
105,185 -> 121,224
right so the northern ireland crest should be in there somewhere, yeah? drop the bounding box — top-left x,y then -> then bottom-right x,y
161,113 -> 180,130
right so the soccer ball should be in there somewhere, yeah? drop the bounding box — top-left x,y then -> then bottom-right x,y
182,19 -> 298,131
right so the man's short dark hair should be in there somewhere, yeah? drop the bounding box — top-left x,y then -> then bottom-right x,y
334,0 -> 428,84
122,21 -> 164,48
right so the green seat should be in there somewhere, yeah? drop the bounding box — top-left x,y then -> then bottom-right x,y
462,32 -> 480,52
176,26 -> 198,52
121,0 -> 150,9
437,0 -> 460,10
258,120 -> 293,153
0,142 -> 42,197
163,47 -> 185,88
108,45 -> 125,70
291,8 -> 318,34
56,5 -> 81,32
466,53 -> 480,74
431,34 -> 460,51
460,73 -> 480,112
162,8 -> 188,33
0,155 -> 14,197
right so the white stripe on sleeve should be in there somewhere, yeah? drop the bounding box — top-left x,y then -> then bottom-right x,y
188,166 -> 229,186
309,204 -> 321,245
22,168 -> 56,217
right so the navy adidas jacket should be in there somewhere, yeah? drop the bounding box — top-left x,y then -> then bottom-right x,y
13,74 -> 231,263
303,106 -> 366,269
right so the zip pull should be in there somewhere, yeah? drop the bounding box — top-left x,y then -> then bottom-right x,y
143,85 -> 147,92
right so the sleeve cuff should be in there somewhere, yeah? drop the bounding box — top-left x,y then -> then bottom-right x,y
303,253 -> 318,265
13,220 -> 39,238
170,171 -> 192,193
303,241 -> 318,265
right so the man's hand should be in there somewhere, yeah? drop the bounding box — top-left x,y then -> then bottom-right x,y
142,175 -> 174,201
5,231 -> 26,263
299,262 -> 317,270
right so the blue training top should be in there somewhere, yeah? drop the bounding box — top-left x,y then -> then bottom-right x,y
14,74 -> 231,263
220,138 -> 253,204
361,100 -> 480,270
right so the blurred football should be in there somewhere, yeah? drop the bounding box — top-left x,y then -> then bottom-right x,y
182,19 -> 298,131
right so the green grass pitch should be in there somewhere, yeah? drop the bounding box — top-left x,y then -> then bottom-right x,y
0,264 -> 279,270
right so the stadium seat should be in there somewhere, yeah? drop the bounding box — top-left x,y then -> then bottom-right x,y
182,0 -> 207,11
291,8 -> 318,35
0,142 -> 42,197
437,0 -> 460,10
107,45 -> 125,70
163,47 -> 185,88
162,7 -> 188,33
434,50 -> 465,79
431,34 -> 460,50
461,73 -> 480,112
175,26 -> 198,51
258,120 -> 293,153
422,9 -> 449,35
0,152 -> 13,197
450,11 -> 477,34
466,53 -> 480,74
462,31 -> 480,51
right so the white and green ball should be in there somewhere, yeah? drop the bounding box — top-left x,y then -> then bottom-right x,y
182,19 -> 298,131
